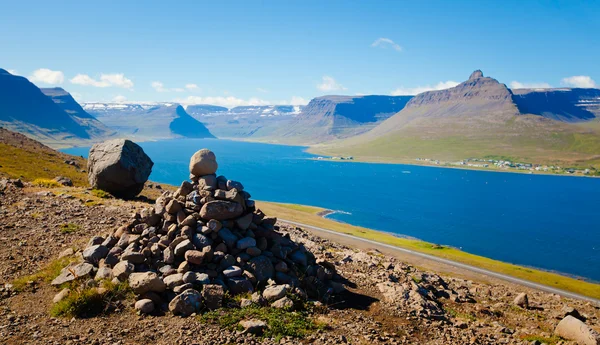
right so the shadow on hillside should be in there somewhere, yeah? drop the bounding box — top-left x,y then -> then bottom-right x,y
329,289 -> 379,311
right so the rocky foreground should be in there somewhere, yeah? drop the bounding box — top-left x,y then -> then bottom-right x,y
0,178 -> 598,344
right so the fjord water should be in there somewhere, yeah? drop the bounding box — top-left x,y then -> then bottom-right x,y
64,139 -> 600,281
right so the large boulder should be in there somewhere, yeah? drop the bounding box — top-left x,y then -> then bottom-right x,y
200,200 -> 244,220
554,315 -> 600,345
87,139 -> 153,198
189,149 -> 218,177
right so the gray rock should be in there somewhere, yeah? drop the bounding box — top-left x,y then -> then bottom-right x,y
54,176 -> 73,186
513,292 -> 529,309
182,271 -> 210,285
227,277 -> 254,295
223,266 -> 243,278
189,149 -> 218,177
554,315 -> 600,345
94,267 -> 113,281
218,228 -> 238,248
226,180 -> 244,191
163,273 -> 185,289
239,320 -> 267,335
200,201 -> 243,220
87,139 -> 153,198
236,237 -> 256,250
83,245 -> 109,263
51,263 -> 95,286
191,233 -> 213,250
174,239 -> 195,256
263,284 -> 287,301
128,272 -> 166,294
235,213 -> 253,230
290,249 -> 308,267
202,284 -> 224,310
246,247 -> 262,257
248,255 -> 274,283
169,288 -> 203,317
184,250 -> 204,265
271,296 -> 294,309
121,251 -> 145,264
134,299 -> 155,314
112,261 -> 134,281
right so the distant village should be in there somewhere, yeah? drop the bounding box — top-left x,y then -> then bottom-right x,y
415,158 -> 598,176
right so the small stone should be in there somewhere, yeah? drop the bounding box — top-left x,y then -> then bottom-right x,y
236,237 -> 256,250
83,245 -> 109,264
128,272 -> 166,294
271,296 -> 294,309
202,284 -> 224,310
223,266 -> 243,278
189,149 -> 218,177
134,299 -> 155,314
200,201 -> 244,221
184,250 -> 204,265
239,320 -> 267,335
94,267 -> 113,281
51,263 -> 95,285
112,261 -> 134,281
513,293 -> 529,309
169,289 -> 203,317
174,239 -> 195,256
182,271 -> 210,285
263,285 -> 287,301
53,288 -> 70,303
163,273 -> 184,289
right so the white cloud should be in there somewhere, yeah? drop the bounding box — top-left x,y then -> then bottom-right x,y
152,81 -> 185,92
317,76 -> 347,92
174,95 -> 270,108
560,75 -> 597,88
278,96 -> 310,106
7,69 -> 17,75
113,95 -> 127,102
371,38 -> 402,52
391,80 -> 459,95
185,83 -> 199,90
29,68 -> 64,84
70,73 -> 134,89
509,81 -> 551,89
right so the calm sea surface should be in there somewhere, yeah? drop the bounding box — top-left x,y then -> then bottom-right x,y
63,139 -> 600,281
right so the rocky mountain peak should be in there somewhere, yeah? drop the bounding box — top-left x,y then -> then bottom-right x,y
469,70 -> 484,80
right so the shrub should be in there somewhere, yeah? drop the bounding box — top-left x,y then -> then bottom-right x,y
50,280 -> 133,318
60,223 -> 80,234
91,189 -> 112,199
33,178 -> 61,188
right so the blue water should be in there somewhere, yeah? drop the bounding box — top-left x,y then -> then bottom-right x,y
63,139 -> 600,282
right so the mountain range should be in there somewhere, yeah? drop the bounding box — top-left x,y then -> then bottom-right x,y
83,103 -> 215,140
0,69 -> 114,147
312,70 -> 600,167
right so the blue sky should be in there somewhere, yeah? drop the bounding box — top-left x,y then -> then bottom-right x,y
1,0 -> 599,107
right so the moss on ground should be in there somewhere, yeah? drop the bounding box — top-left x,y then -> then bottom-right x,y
199,305 -> 325,340
12,256 -> 76,292
59,223 -> 80,234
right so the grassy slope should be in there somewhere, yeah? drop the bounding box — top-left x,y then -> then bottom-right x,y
310,115 -> 600,169
256,201 -> 600,300
0,129 -> 88,186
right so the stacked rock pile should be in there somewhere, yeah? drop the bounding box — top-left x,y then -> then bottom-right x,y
52,148 -> 342,316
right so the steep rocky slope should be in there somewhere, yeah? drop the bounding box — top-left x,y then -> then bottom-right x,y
84,103 -> 215,140
0,69 -> 113,147
274,95 -> 412,144
315,71 -> 600,167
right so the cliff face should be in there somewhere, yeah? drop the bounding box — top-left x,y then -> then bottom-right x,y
84,103 -> 215,140
0,69 -> 113,147
275,95 -> 413,143
512,88 -> 600,122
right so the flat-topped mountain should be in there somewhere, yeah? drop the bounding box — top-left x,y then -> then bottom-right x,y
314,70 -> 600,168
185,105 -> 228,116
84,102 -> 215,140
0,69 -> 113,147
273,95 -> 413,143
512,88 -> 600,122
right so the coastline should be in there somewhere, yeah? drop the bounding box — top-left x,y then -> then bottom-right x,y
257,201 -> 600,300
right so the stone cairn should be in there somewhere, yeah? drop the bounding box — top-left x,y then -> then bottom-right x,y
52,148 -> 341,316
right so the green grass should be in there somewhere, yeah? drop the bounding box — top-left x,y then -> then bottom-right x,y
59,223 -> 80,234
33,178 -> 62,188
50,280 -> 133,318
12,256 -> 76,292
199,306 -> 324,340
91,189 -> 112,199
257,201 -> 600,300
0,143 -> 87,186
445,307 -> 477,321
